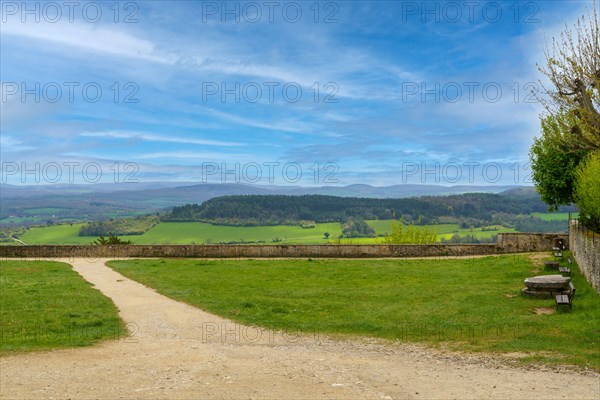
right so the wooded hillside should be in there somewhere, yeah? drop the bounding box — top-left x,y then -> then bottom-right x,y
163,193 -> 570,226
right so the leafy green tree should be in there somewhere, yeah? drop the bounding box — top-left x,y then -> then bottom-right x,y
341,218 -> 375,238
530,113 -> 588,209
531,3 -> 600,210
574,151 -> 600,231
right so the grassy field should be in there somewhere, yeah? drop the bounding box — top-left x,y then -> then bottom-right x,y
22,207 -> 70,215
0,216 -> 44,225
0,261 -> 126,354
140,222 -> 343,244
18,220 -> 517,245
109,255 -> 600,369
366,221 -> 460,235
531,212 -> 578,221
19,222 -> 343,245
19,224 -> 91,245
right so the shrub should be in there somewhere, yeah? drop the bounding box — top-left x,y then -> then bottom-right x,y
91,235 -> 133,245
382,217 -> 437,244
574,151 -> 600,232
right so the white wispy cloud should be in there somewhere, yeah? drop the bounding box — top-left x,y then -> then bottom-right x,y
203,108 -> 319,134
134,151 -> 252,161
3,2 -> 582,185
0,135 -> 34,152
2,20 -> 175,64
2,18 -> 418,102
79,130 -> 245,147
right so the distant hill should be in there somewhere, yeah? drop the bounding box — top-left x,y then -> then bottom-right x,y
260,183 -> 522,198
1,182 -> 574,227
163,193 -> 556,226
1,181 -> 522,202
499,186 -> 542,200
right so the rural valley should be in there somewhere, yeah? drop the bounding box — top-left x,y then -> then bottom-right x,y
1,184 -> 575,245
1,1 -> 599,399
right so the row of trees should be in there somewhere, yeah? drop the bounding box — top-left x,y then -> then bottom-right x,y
79,215 -> 159,237
530,3 -> 600,231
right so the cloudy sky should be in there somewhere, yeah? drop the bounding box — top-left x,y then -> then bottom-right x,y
0,0 -> 594,186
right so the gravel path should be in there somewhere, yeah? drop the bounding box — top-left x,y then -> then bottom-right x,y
1,258 -> 598,399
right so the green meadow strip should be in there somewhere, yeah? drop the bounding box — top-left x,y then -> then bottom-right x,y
109,255 -> 600,370
1,260 -> 126,354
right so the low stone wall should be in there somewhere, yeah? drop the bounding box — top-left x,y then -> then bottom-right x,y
0,232 -> 567,259
0,233 -> 566,259
496,232 -> 568,253
569,221 -> 600,294
0,243 -> 501,259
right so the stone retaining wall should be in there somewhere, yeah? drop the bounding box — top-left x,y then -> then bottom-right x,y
0,244 -> 500,259
569,221 -> 600,294
496,232 -> 568,253
0,232 -> 567,259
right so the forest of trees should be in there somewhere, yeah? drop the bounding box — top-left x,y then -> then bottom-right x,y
163,193 -> 574,227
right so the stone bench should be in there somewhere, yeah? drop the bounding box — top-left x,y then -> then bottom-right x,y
556,282 -> 576,309
559,258 -> 572,277
544,261 -> 559,270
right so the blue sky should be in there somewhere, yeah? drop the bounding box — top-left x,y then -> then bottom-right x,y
0,0 -> 594,186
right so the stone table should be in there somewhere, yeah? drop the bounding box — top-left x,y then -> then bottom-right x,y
522,274 -> 570,298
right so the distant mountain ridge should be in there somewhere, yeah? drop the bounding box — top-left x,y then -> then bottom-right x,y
0,182 -> 571,228
0,182 -> 531,227
1,182 -> 524,200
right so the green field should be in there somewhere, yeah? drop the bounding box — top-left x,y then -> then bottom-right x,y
531,212 -> 578,221
437,225 -> 517,241
22,207 -> 69,215
140,222 -> 343,244
0,261 -> 126,354
365,220 -> 460,235
109,255 -> 600,369
0,216 -> 44,225
18,220 -> 518,245
334,222 -> 515,243
19,222 -> 343,245
19,224 -> 91,245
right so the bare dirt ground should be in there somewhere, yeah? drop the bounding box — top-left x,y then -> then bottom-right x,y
1,257 -> 598,399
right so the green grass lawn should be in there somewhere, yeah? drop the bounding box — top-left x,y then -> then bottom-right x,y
109,255 -> 600,370
0,260 -> 126,354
